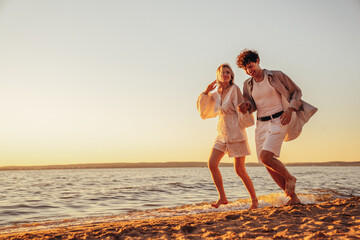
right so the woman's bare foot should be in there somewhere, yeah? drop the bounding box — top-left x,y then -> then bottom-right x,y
285,176 -> 297,196
211,198 -> 228,208
249,198 -> 258,209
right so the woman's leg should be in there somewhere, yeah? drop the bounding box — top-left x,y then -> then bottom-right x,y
234,156 -> 258,209
208,148 -> 228,208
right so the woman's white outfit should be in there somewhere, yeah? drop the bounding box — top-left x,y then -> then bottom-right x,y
197,84 -> 253,157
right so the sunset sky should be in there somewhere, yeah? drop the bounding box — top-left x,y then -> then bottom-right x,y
0,0 -> 359,166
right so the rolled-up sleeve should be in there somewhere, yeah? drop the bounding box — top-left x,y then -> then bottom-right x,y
242,81 -> 257,114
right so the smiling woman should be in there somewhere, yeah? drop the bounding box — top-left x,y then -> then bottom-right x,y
196,63 -> 258,209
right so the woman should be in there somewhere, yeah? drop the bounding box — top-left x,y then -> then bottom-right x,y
197,63 -> 258,209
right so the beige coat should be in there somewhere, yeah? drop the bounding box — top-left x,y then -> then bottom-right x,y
243,70 -> 318,141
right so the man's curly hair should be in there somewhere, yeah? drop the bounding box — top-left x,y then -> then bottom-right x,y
236,49 -> 260,69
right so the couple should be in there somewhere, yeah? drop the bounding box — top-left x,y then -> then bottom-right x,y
197,49 -> 317,209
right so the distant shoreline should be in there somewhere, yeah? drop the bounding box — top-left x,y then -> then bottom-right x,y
0,161 -> 360,171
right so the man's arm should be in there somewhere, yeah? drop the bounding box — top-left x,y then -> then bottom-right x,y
277,72 -> 303,111
242,80 -> 256,113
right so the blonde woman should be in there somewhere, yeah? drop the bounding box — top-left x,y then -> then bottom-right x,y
197,63 -> 258,209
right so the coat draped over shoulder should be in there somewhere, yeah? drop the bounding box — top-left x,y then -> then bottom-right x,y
242,70 -> 318,142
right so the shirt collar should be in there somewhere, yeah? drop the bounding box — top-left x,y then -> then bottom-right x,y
247,69 -> 272,87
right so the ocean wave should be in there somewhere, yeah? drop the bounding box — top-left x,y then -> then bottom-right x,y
0,191 -> 347,235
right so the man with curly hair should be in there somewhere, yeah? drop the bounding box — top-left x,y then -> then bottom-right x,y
236,49 -> 317,204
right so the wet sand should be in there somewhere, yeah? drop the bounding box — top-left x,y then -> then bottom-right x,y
1,197 -> 359,239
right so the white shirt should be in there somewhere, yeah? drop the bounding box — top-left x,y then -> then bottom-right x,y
252,72 -> 283,117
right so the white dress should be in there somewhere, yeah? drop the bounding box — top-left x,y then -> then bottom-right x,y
197,84 -> 253,157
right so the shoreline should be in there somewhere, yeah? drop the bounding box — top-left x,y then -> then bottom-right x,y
1,161 -> 360,171
1,197 -> 359,239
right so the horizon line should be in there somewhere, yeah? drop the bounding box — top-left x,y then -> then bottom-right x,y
1,160 -> 360,171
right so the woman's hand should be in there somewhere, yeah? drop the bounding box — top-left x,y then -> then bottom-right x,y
280,108 -> 293,125
238,102 -> 250,114
204,80 -> 217,95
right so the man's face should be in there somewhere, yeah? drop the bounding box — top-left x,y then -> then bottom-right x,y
243,60 -> 261,77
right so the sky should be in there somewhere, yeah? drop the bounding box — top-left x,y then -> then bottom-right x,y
0,0 -> 359,166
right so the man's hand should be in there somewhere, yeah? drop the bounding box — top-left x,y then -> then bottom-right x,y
238,102 -> 250,114
280,108 -> 293,125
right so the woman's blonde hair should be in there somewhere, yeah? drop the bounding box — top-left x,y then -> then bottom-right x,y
216,63 -> 234,85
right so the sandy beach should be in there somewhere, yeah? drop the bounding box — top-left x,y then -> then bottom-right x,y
1,196 -> 359,240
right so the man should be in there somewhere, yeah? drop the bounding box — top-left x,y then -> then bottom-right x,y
236,49 -> 317,204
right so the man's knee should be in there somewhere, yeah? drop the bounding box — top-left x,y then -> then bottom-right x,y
259,151 -> 274,165
235,166 -> 246,177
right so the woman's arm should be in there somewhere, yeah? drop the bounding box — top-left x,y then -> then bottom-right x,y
241,80 -> 256,114
234,85 -> 255,128
196,81 -> 219,119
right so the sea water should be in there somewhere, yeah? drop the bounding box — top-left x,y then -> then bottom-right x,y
0,166 -> 359,233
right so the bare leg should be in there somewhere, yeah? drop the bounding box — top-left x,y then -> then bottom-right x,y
234,156 -> 258,209
208,148 -> 228,208
287,192 -> 301,205
259,150 -> 300,204
266,167 -> 286,192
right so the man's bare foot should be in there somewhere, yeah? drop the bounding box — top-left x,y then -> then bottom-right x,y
211,198 -> 228,208
286,195 -> 301,205
285,176 -> 297,196
250,198 -> 258,209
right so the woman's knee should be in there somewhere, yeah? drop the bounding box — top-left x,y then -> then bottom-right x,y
235,166 -> 247,177
234,157 -> 246,177
208,148 -> 224,171
208,160 -> 219,172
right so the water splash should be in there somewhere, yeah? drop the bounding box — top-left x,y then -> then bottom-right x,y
0,191 -> 342,235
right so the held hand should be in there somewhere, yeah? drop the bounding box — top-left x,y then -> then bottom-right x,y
237,102 -> 250,114
280,109 -> 293,125
204,80 -> 217,95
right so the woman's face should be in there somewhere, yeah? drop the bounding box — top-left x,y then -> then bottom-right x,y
218,67 -> 232,83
